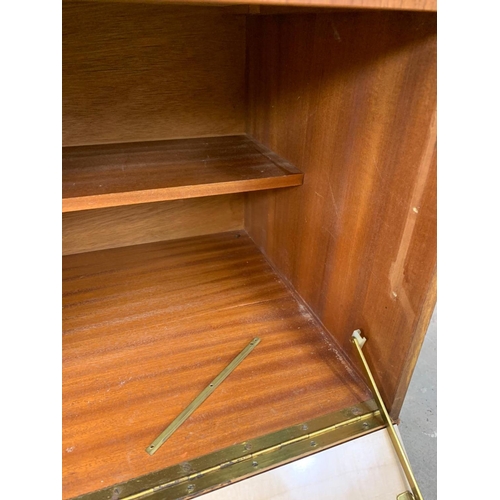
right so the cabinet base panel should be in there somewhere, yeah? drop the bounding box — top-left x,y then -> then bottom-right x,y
63,231 -> 370,499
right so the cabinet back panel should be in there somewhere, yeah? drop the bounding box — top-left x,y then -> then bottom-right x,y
246,10 -> 436,416
63,2 -> 246,146
63,195 -> 244,255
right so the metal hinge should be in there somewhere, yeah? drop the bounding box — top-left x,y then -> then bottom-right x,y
72,400 -> 383,500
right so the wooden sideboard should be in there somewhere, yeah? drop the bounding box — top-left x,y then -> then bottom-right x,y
62,1 -> 436,498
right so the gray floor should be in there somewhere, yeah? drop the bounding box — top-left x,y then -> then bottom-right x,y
399,307 -> 437,499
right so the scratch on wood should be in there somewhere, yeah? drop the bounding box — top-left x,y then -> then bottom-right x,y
328,182 -> 340,217
331,23 -> 341,43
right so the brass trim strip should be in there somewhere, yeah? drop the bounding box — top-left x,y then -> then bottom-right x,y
72,399 -> 382,500
351,331 -> 423,500
146,337 -> 261,456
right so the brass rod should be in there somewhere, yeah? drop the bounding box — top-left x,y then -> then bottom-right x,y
146,337 -> 261,456
351,333 -> 423,500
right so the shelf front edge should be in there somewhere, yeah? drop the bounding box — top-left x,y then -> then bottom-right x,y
62,174 -> 303,213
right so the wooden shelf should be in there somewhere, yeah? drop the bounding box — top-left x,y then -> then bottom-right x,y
63,231 -> 370,499
62,135 -> 303,212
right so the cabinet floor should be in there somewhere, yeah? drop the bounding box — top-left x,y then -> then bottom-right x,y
63,231 -> 370,499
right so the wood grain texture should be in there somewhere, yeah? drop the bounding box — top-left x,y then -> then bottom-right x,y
63,195 -> 243,255
63,135 -> 303,212
245,10 -> 437,417
70,0 -> 436,13
63,2 -> 245,146
63,232 -> 369,499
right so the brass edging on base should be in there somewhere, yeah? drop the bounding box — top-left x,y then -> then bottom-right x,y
72,399 -> 382,500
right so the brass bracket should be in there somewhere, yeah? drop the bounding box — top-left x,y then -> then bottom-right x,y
351,329 -> 423,500
147,337 -> 261,455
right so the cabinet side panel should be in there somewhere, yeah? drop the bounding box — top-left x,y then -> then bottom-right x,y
63,195 -> 244,255
63,3 -> 245,146
246,11 -> 436,416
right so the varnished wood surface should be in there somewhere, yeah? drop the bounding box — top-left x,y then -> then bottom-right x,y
63,2 -> 245,146
246,10 -> 436,416
71,0 -> 436,12
62,135 -> 303,212
63,232 -> 369,499
63,195 -> 243,255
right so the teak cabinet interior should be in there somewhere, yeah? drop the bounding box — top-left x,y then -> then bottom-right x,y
62,2 -> 436,499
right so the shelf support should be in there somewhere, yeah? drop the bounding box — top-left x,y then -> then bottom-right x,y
147,337 -> 261,456
351,329 -> 423,500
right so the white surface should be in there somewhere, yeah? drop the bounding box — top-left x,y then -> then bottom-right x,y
352,330 -> 366,348
201,428 -> 411,500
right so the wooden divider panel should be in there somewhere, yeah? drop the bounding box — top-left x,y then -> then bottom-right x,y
246,10 -> 437,416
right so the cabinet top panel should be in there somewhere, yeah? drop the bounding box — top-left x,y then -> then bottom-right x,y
71,0 -> 436,12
